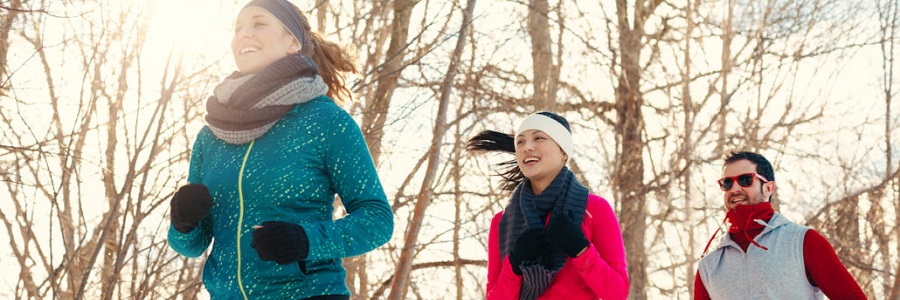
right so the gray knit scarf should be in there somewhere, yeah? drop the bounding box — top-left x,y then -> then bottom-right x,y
206,54 -> 328,144
498,167 -> 588,300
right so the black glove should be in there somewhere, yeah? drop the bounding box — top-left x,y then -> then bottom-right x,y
170,184 -> 214,233
251,221 -> 310,266
547,212 -> 590,257
509,228 -> 545,276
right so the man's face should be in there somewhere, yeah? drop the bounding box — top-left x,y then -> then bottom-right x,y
721,159 -> 774,210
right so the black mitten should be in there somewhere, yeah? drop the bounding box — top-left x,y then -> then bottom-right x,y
547,212 -> 590,257
169,184 -> 214,233
508,228 -> 545,275
251,221 -> 310,265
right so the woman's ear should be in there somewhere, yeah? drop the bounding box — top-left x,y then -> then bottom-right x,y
289,38 -> 302,54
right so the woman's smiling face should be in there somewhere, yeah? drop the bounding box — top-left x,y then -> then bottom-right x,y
231,7 -> 300,74
516,129 -> 567,186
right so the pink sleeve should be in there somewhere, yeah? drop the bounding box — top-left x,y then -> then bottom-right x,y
486,211 -> 522,300
567,194 -> 630,300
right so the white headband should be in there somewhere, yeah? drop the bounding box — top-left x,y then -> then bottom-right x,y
516,113 -> 573,156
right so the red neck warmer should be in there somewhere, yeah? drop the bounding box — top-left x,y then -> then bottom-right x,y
701,202 -> 775,257
726,202 -> 774,251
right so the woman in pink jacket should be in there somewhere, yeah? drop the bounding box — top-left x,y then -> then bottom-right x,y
468,112 -> 629,300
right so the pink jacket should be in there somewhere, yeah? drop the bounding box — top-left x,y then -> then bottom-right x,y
486,194 -> 629,300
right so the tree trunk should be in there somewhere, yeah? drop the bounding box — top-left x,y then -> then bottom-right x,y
387,1 -> 476,298
895,178 -> 900,299
836,199 -> 866,291
682,0 -> 696,295
316,0 -> 329,33
891,258 -> 900,299
718,0 -> 735,154
0,0 -> 23,98
361,0 -> 419,165
353,2 -> 417,297
615,85 -> 647,300
868,189 -> 893,296
615,27 -> 648,300
612,0 -> 665,298
880,1 -> 899,295
526,0 -> 557,111
452,124 -> 464,300
881,0 -> 897,178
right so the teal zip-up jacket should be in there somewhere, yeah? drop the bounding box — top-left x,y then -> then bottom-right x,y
167,96 -> 393,299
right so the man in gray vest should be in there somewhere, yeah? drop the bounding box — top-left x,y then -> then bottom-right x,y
694,151 -> 866,299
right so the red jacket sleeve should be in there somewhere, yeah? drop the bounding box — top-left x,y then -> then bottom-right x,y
486,212 -> 522,299
565,195 -> 630,299
803,229 -> 867,299
693,270 -> 711,300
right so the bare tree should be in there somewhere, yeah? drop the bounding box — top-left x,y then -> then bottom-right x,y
360,0 -> 420,165
611,1 -> 663,298
717,0 -> 735,155
526,0 -> 559,111
879,2 -> 900,296
0,0 -> 24,96
681,0 -> 698,295
388,0 -> 477,298
0,1 -> 215,298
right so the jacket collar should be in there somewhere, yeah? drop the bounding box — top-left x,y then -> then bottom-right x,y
712,212 -> 788,252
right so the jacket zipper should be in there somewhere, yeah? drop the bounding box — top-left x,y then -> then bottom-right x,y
236,140 -> 255,300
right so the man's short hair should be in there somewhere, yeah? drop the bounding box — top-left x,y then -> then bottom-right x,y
724,151 -> 775,182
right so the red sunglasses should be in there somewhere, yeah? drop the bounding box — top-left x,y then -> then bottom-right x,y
717,173 -> 769,191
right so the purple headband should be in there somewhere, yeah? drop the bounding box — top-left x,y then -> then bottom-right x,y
244,0 -> 307,46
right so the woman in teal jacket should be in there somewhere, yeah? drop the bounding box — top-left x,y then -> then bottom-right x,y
166,1 -> 393,299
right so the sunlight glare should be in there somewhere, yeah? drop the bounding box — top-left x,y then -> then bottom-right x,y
141,0 -> 235,68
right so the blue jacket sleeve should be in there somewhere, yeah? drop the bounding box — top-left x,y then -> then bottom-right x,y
167,128 -> 214,257
167,218 -> 213,258
300,109 -> 394,261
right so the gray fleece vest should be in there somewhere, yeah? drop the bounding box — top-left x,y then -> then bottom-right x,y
698,213 -> 823,300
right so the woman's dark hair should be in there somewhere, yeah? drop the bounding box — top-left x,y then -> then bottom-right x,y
467,130 -> 522,191
466,111 -> 570,191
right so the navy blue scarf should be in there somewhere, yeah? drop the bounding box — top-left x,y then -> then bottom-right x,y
497,167 -> 588,298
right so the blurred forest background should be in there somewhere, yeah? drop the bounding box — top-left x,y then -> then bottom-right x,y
1,0 -> 899,299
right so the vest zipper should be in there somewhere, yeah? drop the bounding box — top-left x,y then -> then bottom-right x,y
236,140 -> 255,300
741,250 -> 748,299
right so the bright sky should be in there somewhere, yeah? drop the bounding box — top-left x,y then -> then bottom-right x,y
0,1 -> 236,298
143,0 -> 233,59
